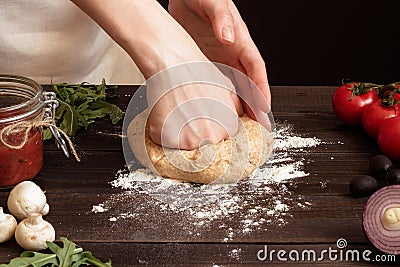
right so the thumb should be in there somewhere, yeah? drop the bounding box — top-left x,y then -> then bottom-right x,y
202,0 -> 235,44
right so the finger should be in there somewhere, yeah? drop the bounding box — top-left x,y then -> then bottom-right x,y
201,0 -> 235,44
241,99 -> 255,119
231,66 -> 257,114
241,100 -> 271,131
229,62 -> 269,125
233,94 -> 244,116
240,44 -> 272,112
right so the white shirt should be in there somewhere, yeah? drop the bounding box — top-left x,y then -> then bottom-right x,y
0,1 -> 144,84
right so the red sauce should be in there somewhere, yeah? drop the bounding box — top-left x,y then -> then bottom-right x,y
0,130 -> 43,187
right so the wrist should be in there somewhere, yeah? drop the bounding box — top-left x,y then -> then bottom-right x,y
117,2 -> 208,78
74,0 -> 208,78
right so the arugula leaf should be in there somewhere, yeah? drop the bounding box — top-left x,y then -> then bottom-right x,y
0,237 -> 112,267
44,79 -> 124,140
47,238 -> 77,267
109,105 -> 124,124
72,252 -> 112,267
57,100 -> 79,137
0,251 -> 59,267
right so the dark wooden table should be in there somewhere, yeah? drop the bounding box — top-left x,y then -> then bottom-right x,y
1,86 -> 398,266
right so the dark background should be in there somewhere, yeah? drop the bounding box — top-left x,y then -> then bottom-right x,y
158,0 -> 400,86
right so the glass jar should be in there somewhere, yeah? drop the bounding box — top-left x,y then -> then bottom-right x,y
0,75 -> 58,188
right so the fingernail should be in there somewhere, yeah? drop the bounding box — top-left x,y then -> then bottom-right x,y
222,26 -> 234,43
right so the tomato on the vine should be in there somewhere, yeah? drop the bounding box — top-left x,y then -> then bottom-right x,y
362,93 -> 400,138
377,117 -> 400,161
332,82 -> 379,125
379,82 -> 400,100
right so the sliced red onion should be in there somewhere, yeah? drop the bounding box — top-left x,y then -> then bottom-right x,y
363,185 -> 400,255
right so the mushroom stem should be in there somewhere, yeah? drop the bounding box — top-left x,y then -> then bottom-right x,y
382,207 -> 400,227
26,213 -> 44,227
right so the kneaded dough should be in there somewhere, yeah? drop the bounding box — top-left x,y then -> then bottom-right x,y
127,110 -> 274,184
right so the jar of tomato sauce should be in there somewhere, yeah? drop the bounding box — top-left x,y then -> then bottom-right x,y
0,75 -> 59,188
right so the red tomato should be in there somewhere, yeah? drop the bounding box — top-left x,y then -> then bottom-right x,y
380,90 -> 400,101
332,83 -> 379,125
377,117 -> 400,160
362,100 -> 400,138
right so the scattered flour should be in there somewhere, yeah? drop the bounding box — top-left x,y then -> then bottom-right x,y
92,121 -> 324,242
91,204 -> 108,213
228,248 -> 242,260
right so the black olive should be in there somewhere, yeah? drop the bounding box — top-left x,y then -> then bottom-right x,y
386,169 -> 400,185
349,175 -> 378,197
369,155 -> 393,179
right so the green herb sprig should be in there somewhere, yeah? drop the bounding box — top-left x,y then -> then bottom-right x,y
0,237 -> 112,267
44,79 -> 124,139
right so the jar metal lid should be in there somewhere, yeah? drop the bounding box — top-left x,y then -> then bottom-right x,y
0,74 -> 71,159
0,74 -> 44,124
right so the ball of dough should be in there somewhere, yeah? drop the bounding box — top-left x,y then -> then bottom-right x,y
127,110 -> 274,184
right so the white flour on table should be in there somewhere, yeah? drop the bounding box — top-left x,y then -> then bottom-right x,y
92,121 -> 328,242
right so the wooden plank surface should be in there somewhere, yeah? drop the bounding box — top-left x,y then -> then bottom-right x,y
0,86 -> 398,266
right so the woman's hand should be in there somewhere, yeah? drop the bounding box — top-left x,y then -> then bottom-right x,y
169,0 -> 271,127
147,79 -> 243,150
73,0 -> 242,149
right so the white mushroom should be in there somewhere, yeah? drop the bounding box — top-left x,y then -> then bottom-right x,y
15,213 -> 55,251
0,207 -> 17,243
7,181 -> 49,220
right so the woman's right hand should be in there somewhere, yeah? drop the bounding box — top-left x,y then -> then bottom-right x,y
146,75 -> 243,150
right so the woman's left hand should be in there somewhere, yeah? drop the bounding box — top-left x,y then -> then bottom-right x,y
169,0 -> 272,128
